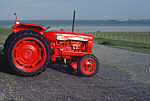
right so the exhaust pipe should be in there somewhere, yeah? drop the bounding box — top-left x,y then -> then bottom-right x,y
14,13 -> 17,24
72,10 -> 76,32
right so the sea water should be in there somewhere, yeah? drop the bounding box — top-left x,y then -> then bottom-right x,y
0,20 -> 150,32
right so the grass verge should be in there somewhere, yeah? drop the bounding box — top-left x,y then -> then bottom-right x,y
0,27 -> 12,51
94,37 -> 150,54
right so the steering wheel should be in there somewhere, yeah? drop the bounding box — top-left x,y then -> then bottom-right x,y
45,26 -> 51,31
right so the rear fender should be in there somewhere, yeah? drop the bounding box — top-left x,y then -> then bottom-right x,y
11,22 -> 45,34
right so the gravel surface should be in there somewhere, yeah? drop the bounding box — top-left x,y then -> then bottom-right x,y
93,44 -> 150,84
0,44 -> 150,100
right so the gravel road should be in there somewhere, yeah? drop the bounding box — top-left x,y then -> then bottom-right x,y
0,44 -> 150,101
93,44 -> 150,84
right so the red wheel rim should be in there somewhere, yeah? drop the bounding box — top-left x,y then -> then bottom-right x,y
70,61 -> 77,69
12,38 -> 47,71
81,58 -> 96,74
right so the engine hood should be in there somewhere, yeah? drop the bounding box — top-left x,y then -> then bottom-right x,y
56,31 -> 93,41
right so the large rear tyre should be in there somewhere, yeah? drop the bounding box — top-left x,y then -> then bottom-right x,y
5,30 -> 51,76
77,54 -> 99,77
4,33 -> 16,59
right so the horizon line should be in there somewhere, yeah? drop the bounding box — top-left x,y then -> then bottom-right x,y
0,18 -> 150,21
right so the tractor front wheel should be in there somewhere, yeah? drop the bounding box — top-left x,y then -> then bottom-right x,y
77,54 -> 99,77
5,30 -> 51,76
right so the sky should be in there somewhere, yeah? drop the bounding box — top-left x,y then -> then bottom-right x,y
0,0 -> 150,20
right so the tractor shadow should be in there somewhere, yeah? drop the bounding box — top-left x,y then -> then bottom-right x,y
47,63 -> 79,76
0,59 -> 78,76
0,59 -> 14,75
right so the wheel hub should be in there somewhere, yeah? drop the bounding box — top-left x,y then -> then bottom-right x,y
81,58 -> 96,74
25,50 -> 32,57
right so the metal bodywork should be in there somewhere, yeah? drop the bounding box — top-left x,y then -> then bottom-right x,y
11,22 -> 93,62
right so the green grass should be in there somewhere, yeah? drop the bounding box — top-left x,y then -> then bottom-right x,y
93,32 -> 150,54
0,27 -> 12,51
92,32 -> 150,44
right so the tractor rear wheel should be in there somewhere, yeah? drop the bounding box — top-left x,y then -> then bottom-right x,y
4,33 -> 16,59
77,54 -> 99,77
5,30 -> 51,76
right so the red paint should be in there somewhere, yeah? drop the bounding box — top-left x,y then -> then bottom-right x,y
11,22 -> 96,75
12,38 -> 47,71
11,22 -> 45,34
81,58 -> 96,74
70,61 -> 78,69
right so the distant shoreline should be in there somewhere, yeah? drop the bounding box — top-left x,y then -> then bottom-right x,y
1,26 -> 150,32
44,26 -> 150,32
1,20 -> 150,32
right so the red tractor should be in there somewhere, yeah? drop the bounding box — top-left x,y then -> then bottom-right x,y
3,13 -> 99,77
